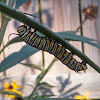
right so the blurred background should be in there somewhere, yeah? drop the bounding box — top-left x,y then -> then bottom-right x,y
0,0 -> 100,99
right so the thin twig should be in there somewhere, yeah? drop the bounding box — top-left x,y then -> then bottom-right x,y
74,17 -> 87,34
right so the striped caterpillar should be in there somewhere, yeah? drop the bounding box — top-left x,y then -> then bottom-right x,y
12,25 -> 87,72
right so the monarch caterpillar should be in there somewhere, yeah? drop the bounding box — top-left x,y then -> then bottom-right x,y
11,25 -> 87,72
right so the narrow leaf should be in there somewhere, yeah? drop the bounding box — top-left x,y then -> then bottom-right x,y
57,32 -> 100,49
20,63 -> 42,71
57,31 -> 76,34
0,45 -> 39,72
36,71 -> 45,84
39,82 -> 56,88
0,90 -> 23,98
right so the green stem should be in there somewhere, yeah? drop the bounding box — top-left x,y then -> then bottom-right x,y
0,0 -> 15,76
0,2 -> 100,74
38,0 -> 45,69
28,58 -> 57,100
0,18 -> 9,46
2,41 -> 6,75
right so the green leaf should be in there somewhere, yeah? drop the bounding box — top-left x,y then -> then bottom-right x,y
33,95 -> 55,99
57,31 -> 98,42
20,63 -> 42,71
15,0 -> 28,9
36,71 -> 45,84
57,31 -> 76,35
39,82 -> 56,88
0,36 -> 22,54
0,45 -> 39,72
57,31 -> 100,49
0,90 -> 23,98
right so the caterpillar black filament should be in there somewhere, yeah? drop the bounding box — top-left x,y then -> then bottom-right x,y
16,25 -> 87,72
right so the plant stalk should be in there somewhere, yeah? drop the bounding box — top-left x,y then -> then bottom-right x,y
38,0 -> 45,69
28,58 -> 57,100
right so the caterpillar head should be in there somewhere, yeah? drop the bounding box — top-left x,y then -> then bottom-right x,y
8,25 -> 27,43
17,25 -> 27,36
